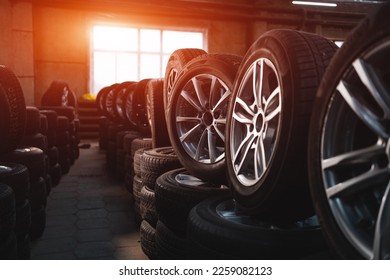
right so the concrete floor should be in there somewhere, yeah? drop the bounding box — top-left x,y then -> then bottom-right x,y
30,141 -> 148,260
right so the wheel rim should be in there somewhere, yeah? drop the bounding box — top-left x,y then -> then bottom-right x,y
320,38 -> 390,259
175,74 -> 230,164
216,199 -> 320,229
175,172 -> 208,187
229,58 -> 281,189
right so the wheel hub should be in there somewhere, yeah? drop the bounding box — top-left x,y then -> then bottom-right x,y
254,111 -> 265,133
202,111 -> 214,127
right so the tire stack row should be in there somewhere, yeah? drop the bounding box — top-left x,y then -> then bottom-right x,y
0,66 -> 81,259
0,65 -> 34,259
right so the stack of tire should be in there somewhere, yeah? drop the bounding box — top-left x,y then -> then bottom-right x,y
40,79 -> 80,175
96,79 -> 153,178
0,65 -> 31,259
39,109 -> 63,186
152,30 -> 340,259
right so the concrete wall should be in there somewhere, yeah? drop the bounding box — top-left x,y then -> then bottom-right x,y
1,0 -> 363,106
0,0 -> 34,105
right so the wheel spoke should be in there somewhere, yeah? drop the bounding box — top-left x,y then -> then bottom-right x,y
195,128 -> 207,161
181,90 -> 204,112
353,58 -> 390,117
264,86 -> 281,122
322,142 -> 386,170
208,129 -> 217,163
373,185 -> 390,259
191,77 -> 208,109
233,111 -> 252,125
233,133 -> 255,174
337,80 -> 389,139
179,123 -> 202,143
254,135 -> 267,180
212,89 -> 231,111
326,167 -> 390,199
253,59 -> 264,109
176,116 -> 201,123
235,97 -> 255,117
213,122 -> 226,142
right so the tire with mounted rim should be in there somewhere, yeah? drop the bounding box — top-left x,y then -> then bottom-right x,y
166,53 -> 242,184
187,194 -> 328,260
308,1 -> 390,260
225,29 -> 338,223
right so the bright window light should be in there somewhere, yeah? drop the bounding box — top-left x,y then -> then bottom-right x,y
292,1 -> 337,7
91,25 -> 205,95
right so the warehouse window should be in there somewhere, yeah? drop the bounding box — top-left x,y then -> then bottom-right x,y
91,25 -> 205,95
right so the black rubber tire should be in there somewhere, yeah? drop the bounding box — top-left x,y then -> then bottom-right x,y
20,133 -> 48,153
96,86 -> 111,115
131,138 -> 152,178
0,66 -> 26,155
57,131 -> 70,147
39,114 -> 48,135
140,185 -> 157,227
140,219 -> 156,260
44,174 -> 52,196
41,80 -> 77,108
47,146 -> 59,168
29,177 -> 47,211
225,29 -> 338,223
123,131 -> 141,154
155,168 -> 229,234
166,53 -> 242,184
112,81 -> 135,125
141,147 -> 182,190
15,199 -> 31,238
25,106 -> 41,135
39,110 -> 58,148
50,163 -> 62,187
163,48 -> 207,114
102,83 -> 119,122
187,194 -> 328,260
126,79 -> 151,132
39,106 -> 75,122
0,183 -> 16,239
0,147 -> 46,183
155,221 -> 187,260
133,148 -> 145,178
146,79 -> 171,148
0,163 -> 30,206
308,2 -> 390,260
57,116 -> 70,132
132,175 -> 143,226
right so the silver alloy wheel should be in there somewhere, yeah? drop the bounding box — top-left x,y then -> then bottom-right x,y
320,39 -> 390,259
230,58 -> 281,188
175,73 -> 230,164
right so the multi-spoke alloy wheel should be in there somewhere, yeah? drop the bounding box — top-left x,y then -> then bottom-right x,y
226,30 -> 338,222
229,58 -> 281,187
166,54 -> 242,183
308,2 -> 390,259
